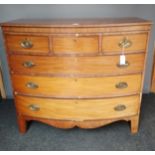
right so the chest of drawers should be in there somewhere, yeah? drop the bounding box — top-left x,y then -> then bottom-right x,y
1,17 -> 152,134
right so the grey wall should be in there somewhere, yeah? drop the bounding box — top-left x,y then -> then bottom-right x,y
0,4 -> 155,98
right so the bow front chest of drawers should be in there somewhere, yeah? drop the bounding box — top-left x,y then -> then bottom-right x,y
1,18 -> 152,134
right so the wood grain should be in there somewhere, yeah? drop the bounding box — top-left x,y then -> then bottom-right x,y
1,17 -> 152,133
102,33 -> 147,53
1,17 -> 152,27
9,53 -> 145,76
130,115 -> 139,134
53,35 -> 99,54
5,34 -> 49,54
151,42 -> 155,92
2,25 -> 151,34
15,95 -> 139,121
12,74 -> 142,98
17,114 -> 137,133
0,61 -> 6,99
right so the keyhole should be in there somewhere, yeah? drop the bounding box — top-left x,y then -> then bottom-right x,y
75,101 -> 78,104
73,39 -> 77,42
74,78 -> 78,82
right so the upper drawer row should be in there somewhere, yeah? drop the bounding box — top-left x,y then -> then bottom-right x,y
5,33 -> 148,55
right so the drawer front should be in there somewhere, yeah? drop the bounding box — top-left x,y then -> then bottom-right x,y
102,33 -> 147,53
5,35 -> 49,54
15,95 -> 139,121
52,36 -> 99,54
9,53 -> 145,76
12,74 -> 142,98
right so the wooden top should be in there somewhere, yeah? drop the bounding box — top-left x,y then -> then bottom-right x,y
1,17 -> 152,28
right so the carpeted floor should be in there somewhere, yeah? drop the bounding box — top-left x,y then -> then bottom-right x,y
0,93 -> 155,151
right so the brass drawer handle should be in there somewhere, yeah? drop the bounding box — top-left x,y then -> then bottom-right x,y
114,104 -> 126,111
28,104 -> 40,111
115,82 -> 128,89
20,39 -> 33,49
26,82 -> 38,89
23,61 -> 35,68
118,37 -> 132,48
117,61 -> 129,68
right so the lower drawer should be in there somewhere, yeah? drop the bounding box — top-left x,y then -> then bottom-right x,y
15,95 -> 139,121
12,74 -> 142,98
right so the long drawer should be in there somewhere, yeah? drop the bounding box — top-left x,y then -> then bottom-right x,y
12,74 -> 142,98
15,95 -> 139,121
9,53 -> 145,76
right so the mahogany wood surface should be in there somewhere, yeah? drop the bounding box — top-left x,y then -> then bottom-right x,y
102,33 -> 147,53
17,114 -> 136,134
2,25 -> 151,34
151,42 -> 155,92
9,53 -> 145,76
53,35 -> 99,54
5,34 -> 49,54
1,17 -> 152,27
15,95 -> 139,121
1,17 -> 152,134
12,74 -> 142,98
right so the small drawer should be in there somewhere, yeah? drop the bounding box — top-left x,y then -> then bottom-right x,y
5,35 -> 49,54
102,33 -> 147,53
52,35 -> 99,54
15,95 -> 140,121
12,74 -> 142,98
9,53 -> 145,76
